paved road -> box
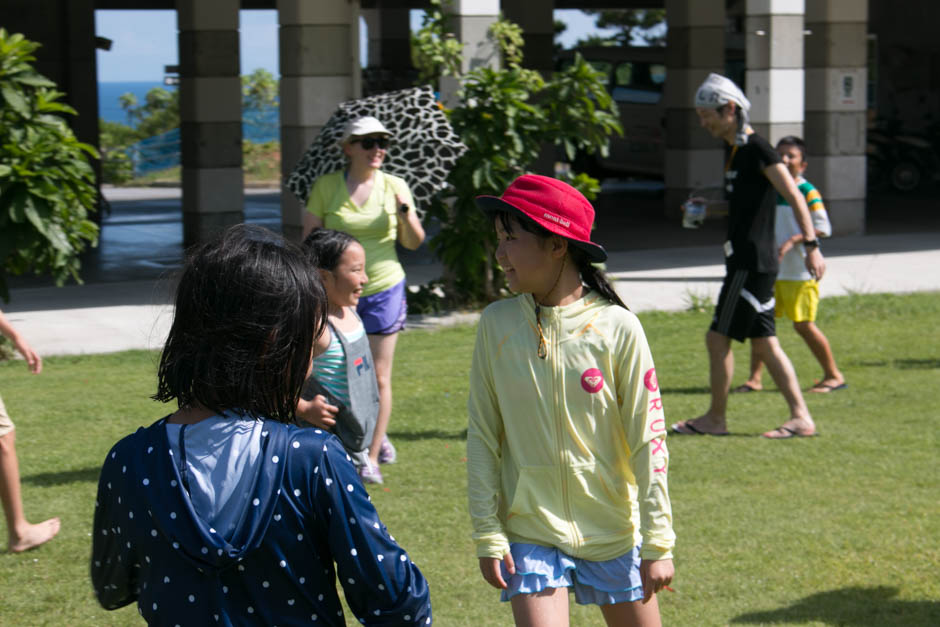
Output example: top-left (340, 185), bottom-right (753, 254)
top-left (3, 186), bottom-right (938, 356)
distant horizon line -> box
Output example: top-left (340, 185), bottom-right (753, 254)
top-left (99, 76), bottom-right (280, 83)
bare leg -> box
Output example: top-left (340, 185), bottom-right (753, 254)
top-left (510, 587), bottom-right (570, 627)
top-left (742, 340), bottom-right (765, 390)
top-left (705, 330), bottom-right (734, 420)
top-left (366, 332), bottom-right (398, 468)
top-left (793, 321), bottom-right (845, 389)
top-left (600, 595), bottom-right (662, 627)
top-left (751, 336), bottom-right (816, 436)
top-left (673, 330), bottom-right (732, 434)
top-left (1, 430), bottom-right (60, 552)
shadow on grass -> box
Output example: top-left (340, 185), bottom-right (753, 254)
top-left (23, 466), bottom-right (101, 487)
top-left (854, 357), bottom-right (940, 370)
top-left (730, 585), bottom-right (939, 626)
top-left (389, 429), bottom-right (467, 441)
top-left (894, 357), bottom-right (940, 370)
top-left (851, 360), bottom-right (889, 368)
top-left (667, 432), bottom-right (757, 439)
top-left (660, 386), bottom-right (711, 395)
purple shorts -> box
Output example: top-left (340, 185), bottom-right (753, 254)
top-left (356, 278), bottom-right (407, 335)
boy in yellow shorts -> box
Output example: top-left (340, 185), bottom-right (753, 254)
top-left (734, 136), bottom-right (847, 394)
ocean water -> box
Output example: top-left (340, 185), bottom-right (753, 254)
top-left (98, 81), bottom-right (173, 125)
top-left (98, 81), bottom-right (278, 143)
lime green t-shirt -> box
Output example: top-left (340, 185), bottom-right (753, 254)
top-left (305, 170), bottom-right (414, 296)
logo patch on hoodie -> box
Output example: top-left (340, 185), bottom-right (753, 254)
top-left (644, 368), bottom-right (659, 392)
top-left (580, 368), bottom-right (604, 393)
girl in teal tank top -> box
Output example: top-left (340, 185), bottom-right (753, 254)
top-left (297, 229), bottom-right (383, 484)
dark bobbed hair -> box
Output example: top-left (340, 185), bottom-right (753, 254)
top-left (301, 228), bottom-right (360, 271)
top-left (495, 212), bottom-right (628, 310)
top-left (153, 224), bottom-right (328, 422)
top-left (776, 135), bottom-right (807, 161)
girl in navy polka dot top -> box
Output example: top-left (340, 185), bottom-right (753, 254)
top-left (91, 224), bottom-right (432, 625)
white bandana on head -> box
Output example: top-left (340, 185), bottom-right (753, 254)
top-left (695, 73), bottom-right (751, 146)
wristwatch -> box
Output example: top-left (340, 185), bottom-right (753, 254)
top-left (804, 239), bottom-right (820, 250)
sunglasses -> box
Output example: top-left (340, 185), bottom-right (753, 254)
top-left (351, 137), bottom-right (390, 150)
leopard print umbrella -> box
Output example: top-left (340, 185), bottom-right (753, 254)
top-left (287, 85), bottom-right (467, 219)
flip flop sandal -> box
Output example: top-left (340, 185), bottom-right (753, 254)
top-left (671, 421), bottom-right (730, 436)
top-left (809, 382), bottom-right (848, 393)
top-left (762, 426), bottom-right (817, 439)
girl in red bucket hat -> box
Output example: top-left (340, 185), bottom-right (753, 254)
top-left (467, 174), bottom-right (675, 625)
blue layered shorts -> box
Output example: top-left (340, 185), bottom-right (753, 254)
top-left (499, 543), bottom-right (644, 606)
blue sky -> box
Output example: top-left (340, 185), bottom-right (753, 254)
top-left (95, 9), bottom-right (618, 82)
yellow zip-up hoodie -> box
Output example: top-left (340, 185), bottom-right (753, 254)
top-left (467, 291), bottom-right (674, 562)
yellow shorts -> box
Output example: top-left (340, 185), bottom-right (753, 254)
top-left (0, 395), bottom-right (13, 438)
top-left (774, 280), bottom-right (819, 323)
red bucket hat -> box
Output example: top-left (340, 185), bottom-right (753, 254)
top-left (475, 174), bottom-right (607, 262)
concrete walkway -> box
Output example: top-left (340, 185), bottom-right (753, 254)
top-left (5, 230), bottom-right (938, 357)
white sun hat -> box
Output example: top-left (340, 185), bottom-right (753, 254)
top-left (340, 116), bottom-right (392, 145)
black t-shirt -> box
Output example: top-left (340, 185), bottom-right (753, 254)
top-left (724, 133), bottom-right (782, 273)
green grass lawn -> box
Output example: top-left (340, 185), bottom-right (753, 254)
top-left (1, 292), bottom-right (937, 625)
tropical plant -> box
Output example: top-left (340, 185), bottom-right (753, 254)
top-left (100, 70), bottom-right (280, 184)
top-left (242, 68), bottom-right (279, 113)
top-left (410, 1), bottom-right (464, 85)
top-left (98, 119), bottom-right (138, 184)
top-left (580, 9), bottom-right (667, 47)
top-left (412, 3), bottom-right (622, 302)
top-left (99, 88), bottom-right (178, 183)
top-left (0, 29), bottom-right (99, 301)
top-left (120, 86), bottom-right (180, 138)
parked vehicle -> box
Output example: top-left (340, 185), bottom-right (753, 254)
top-left (867, 117), bottom-right (940, 192)
top-left (555, 46), bottom-right (745, 180)
top-left (556, 46), bottom-right (667, 179)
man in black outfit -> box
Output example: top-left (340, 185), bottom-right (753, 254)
top-left (671, 73), bottom-right (826, 439)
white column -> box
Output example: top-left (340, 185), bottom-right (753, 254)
top-left (805, 0), bottom-right (868, 235)
top-left (177, 0), bottom-right (244, 247)
top-left (744, 0), bottom-right (805, 144)
top-left (440, 0), bottom-right (500, 107)
top-left (277, 0), bottom-right (360, 241)
top-left (663, 0), bottom-right (726, 219)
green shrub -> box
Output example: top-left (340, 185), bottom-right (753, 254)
top-left (412, 3), bottom-right (621, 303)
top-left (0, 29), bottom-right (99, 301)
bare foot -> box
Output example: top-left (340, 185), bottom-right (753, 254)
top-left (671, 415), bottom-right (730, 436)
top-left (762, 418), bottom-right (816, 439)
top-left (8, 518), bottom-right (61, 553)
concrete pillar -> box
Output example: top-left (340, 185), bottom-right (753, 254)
top-left (744, 0), bottom-right (805, 144)
top-left (663, 0), bottom-right (726, 220)
top-left (278, 0), bottom-right (360, 242)
top-left (501, 0), bottom-right (554, 76)
top-left (804, 0), bottom-right (868, 235)
top-left (502, 0), bottom-right (555, 174)
top-left (362, 8), bottom-right (412, 95)
top-left (440, 0), bottom-right (500, 107)
top-left (362, 9), bottom-right (382, 68)
top-left (379, 8), bottom-right (412, 70)
top-left (60, 0), bottom-right (101, 199)
top-left (177, 0), bottom-right (244, 247)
